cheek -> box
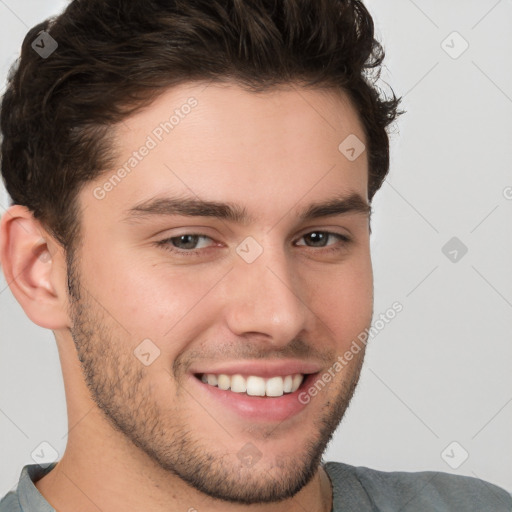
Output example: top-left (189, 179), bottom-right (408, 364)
top-left (83, 249), bottom-right (219, 344)
top-left (310, 255), bottom-right (373, 342)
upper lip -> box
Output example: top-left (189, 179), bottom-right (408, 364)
top-left (189, 359), bottom-right (323, 378)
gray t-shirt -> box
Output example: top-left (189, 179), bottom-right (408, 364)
top-left (1, 461), bottom-right (511, 511)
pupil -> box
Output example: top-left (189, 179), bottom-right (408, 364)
top-left (308, 232), bottom-right (326, 247)
top-left (176, 235), bottom-right (198, 249)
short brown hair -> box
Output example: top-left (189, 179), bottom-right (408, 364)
top-left (1, 0), bottom-right (402, 257)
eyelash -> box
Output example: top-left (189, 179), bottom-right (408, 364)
top-left (153, 231), bottom-right (352, 257)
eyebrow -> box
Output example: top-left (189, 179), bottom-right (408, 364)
top-left (122, 192), bottom-right (371, 225)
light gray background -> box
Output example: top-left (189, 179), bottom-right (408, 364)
top-left (1, 0), bottom-right (511, 498)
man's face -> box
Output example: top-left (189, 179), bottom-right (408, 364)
top-left (67, 82), bottom-right (373, 503)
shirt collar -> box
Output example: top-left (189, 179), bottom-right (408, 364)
top-left (17, 463), bottom-right (57, 512)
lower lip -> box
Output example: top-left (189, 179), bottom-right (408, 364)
top-left (189, 373), bottom-right (317, 422)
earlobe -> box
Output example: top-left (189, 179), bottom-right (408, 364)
top-left (0, 204), bottom-right (71, 330)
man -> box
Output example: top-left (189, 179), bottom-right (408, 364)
top-left (0, 0), bottom-right (510, 511)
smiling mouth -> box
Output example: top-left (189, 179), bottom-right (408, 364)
top-left (195, 373), bottom-right (310, 398)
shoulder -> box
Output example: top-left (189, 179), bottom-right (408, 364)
top-left (324, 461), bottom-right (512, 512)
top-left (0, 463), bottom-right (57, 512)
top-left (0, 491), bottom-right (21, 512)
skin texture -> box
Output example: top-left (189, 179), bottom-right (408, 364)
top-left (0, 82), bottom-right (373, 512)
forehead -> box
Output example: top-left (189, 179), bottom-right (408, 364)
top-left (81, 81), bottom-right (368, 226)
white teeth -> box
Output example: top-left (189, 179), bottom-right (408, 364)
top-left (217, 374), bottom-right (230, 390)
top-left (266, 376), bottom-right (284, 397)
top-left (230, 374), bottom-right (247, 393)
top-left (292, 374), bottom-right (304, 392)
top-left (246, 376), bottom-right (266, 396)
top-left (200, 373), bottom-right (305, 397)
top-left (283, 375), bottom-right (293, 393)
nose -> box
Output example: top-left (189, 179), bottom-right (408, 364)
top-left (221, 242), bottom-right (309, 348)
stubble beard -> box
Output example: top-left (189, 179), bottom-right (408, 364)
top-left (66, 253), bottom-right (366, 504)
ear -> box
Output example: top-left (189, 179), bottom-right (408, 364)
top-left (0, 204), bottom-right (71, 330)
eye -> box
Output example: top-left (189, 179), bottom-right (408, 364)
top-left (155, 234), bottom-right (215, 253)
top-left (154, 230), bottom-right (351, 257)
top-left (295, 231), bottom-right (350, 248)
